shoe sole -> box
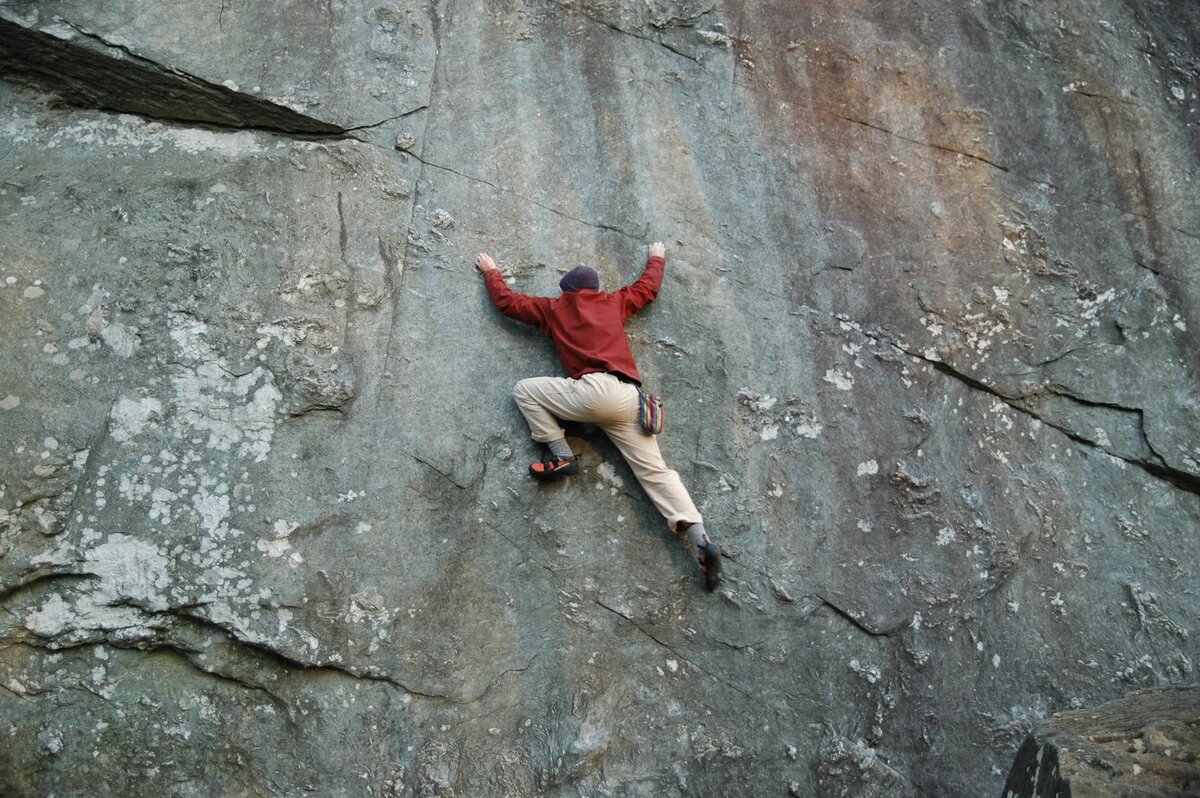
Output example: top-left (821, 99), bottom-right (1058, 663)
top-left (529, 462), bottom-right (579, 482)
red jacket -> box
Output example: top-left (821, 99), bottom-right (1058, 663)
top-left (485, 255), bottom-right (665, 384)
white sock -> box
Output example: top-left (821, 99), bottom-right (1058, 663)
top-left (547, 438), bottom-right (573, 459)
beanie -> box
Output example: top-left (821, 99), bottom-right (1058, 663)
top-left (560, 265), bottom-right (600, 293)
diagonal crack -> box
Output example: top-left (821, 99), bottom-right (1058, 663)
top-left (896, 346), bottom-right (1200, 498)
top-left (344, 104), bottom-right (430, 133)
top-left (0, 16), bottom-right (348, 138)
top-left (817, 598), bottom-right (896, 637)
top-left (591, 597), bottom-right (763, 707)
top-left (402, 152), bottom-right (646, 241)
top-left (826, 109), bottom-right (1011, 173)
top-left (379, 438), bottom-right (470, 489)
top-left (573, 13), bottom-right (703, 65)
top-left (804, 103), bottom-right (1199, 247)
top-left (788, 303), bottom-right (1200, 498)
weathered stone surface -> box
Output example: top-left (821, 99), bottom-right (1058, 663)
top-left (0, 1), bottom-right (1197, 796)
top-left (1002, 686), bottom-right (1200, 797)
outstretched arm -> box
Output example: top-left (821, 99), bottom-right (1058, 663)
top-left (617, 241), bottom-right (667, 318)
top-left (476, 252), bottom-right (547, 328)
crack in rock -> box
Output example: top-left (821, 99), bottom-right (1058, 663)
top-left (403, 152), bottom-right (647, 241)
top-left (544, 0), bottom-right (715, 64)
top-left (794, 303), bottom-right (1200, 498)
top-left (817, 598), bottom-right (900, 637)
top-left (591, 596), bottom-right (769, 709)
top-left (9, 586), bottom-right (462, 704)
top-left (572, 12), bottom-right (703, 64)
top-left (162, 606), bottom-right (460, 702)
top-left (826, 109), bottom-right (1011, 173)
top-left (896, 346), bottom-right (1200, 498)
top-left (0, 15), bottom-right (347, 137)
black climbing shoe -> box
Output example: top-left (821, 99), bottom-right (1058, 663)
top-left (529, 454), bottom-right (579, 481)
top-left (698, 541), bottom-right (722, 592)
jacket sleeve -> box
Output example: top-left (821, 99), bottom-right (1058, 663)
top-left (616, 254), bottom-right (664, 320)
top-left (484, 269), bottom-right (549, 328)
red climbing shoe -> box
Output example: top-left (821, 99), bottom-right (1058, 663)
top-left (698, 541), bottom-right (723, 592)
top-left (529, 454), bottom-right (579, 481)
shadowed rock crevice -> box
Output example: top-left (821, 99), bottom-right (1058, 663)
top-left (794, 301), bottom-right (1199, 497)
top-left (896, 347), bottom-right (1200, 498)
top-left (9, 584), bottom-right (468, 703)
top-left (0, 15), bottom-right (348, 137)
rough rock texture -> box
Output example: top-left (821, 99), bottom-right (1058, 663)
top-left (1002, 686), bottom-right (1200, 797)
top-left (0, 1), bottom-right (1197, 796)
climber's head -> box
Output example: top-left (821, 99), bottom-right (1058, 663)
top-left (560, 265), bottom-right (600, 293)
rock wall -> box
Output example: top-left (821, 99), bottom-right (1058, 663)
top-left (1, 1), bottom-right (1197, 796)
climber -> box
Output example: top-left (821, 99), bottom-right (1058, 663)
top-left (475, 242), bottom-right (722, 591)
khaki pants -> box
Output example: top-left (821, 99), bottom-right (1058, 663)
top-left (512, 373), bottom-right (701, 529)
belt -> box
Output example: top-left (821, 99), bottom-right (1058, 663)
top-left (608, 371), bottom-right (641, 387)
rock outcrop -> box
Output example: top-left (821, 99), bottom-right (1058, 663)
top-left (1, 1), bottom-right (1197, 796)
top-left (1002, 686), bottom-right (1200, 797)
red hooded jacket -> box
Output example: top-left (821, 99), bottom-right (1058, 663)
top-left (484, 255), bottom-right (665, 384)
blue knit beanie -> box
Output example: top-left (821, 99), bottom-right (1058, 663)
top-left (560, 265), bottom-right (599, 293)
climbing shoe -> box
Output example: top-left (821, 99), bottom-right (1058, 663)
top-left (529, 454), bottom-right (579, 481)
top-left (698, 541), bottom-right (723, 592)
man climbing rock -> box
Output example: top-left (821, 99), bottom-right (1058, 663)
top-left (475, 242), bottom-right (722, 591)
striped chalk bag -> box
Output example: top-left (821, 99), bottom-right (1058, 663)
top-left (637, 388), bottom-right (664, 435)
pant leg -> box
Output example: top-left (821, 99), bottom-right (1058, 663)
top-left (514, 373), bottom-right (702, 528)
top-left (593, 379), bottom-right (703, 529)
top-left (512, 375), bottom-right (604, 442)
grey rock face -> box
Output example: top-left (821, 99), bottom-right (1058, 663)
top-left (0, 1), bottom-right (1197, 796)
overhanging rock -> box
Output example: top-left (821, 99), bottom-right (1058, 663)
top-left (0, 13), bottom-right (346, 135)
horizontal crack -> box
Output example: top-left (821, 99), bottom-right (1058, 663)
top-left (0, 570), bottom-right (99, 606)
top-left (0, 16), bottom-right (348, 138)
top-left (1064, 87), bottom-right (1141, 107)
top-left (1040, 385), bottom-right (1146, 418)
top-left (11, 635), bottom-right (290, 715)
top-left (172, 601), bottom-right (534, 705)
top-left (164, 607), bottom-right (462, 703)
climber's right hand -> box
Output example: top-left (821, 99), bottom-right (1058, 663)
top-left (475, 253), bottom-right (497, 273)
